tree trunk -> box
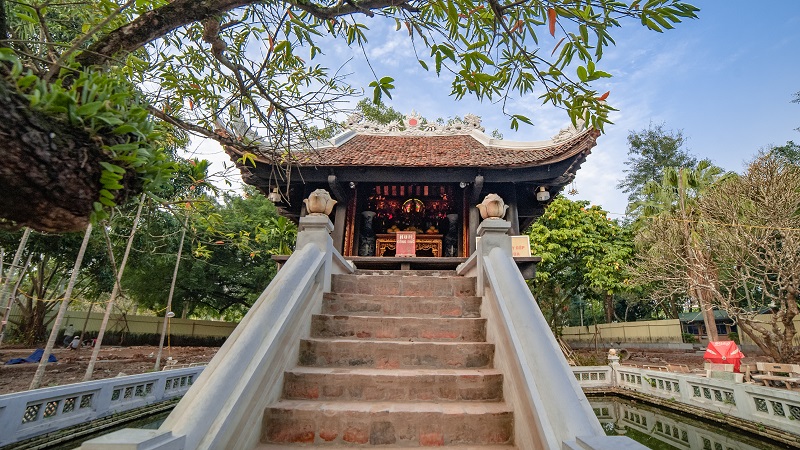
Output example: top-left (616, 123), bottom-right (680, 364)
top-left (603, 292), bottom-right (613, 323)
top-left (666, 294), bottom-right (680, 320)
top-left (0, 77), bottom-right (139, 232)
top-left (677, 169), bottom-right (718, 342)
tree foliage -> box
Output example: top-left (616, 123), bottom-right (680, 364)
top-left (528, 197), bottom-right (633, 334)
top-left (628, 160), bottom-right (730, 342)
top-left (0, 0), bottom-right (699, 232)
top-left (618, 122), bottom-right (698, 205)
top-left (772, 141), bottom-right (800, 165)
top-left (700, 152), bottom-right (800, 362)
top-left (122, 188), bottom-right (289, 321)
top-left (0, 228), bottom-right (113, 344)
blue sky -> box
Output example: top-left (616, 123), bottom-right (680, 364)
top-left (193, 1), bottom-right (800, 217)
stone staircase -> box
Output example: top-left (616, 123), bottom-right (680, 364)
top-left (257, 270), bottom-right (515, 448)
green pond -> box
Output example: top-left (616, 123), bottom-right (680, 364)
top-left (590, 396), bottom-right (793, 450)
top-left (46, 398), bottom-right (795, 449)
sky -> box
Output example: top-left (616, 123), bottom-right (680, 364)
top-left (189, 1), bottom-right (800, 218)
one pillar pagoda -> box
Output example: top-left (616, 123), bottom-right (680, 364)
top-left (225, 112), bottom-right (599, 258)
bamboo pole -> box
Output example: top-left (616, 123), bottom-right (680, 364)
top-left (154, 212), bottom-right (189, 371)
top-left (0, 227), bottom-right (31, 347)
top-left (31, 224), bottom-right (93, 389)
top-left (83, 197), bottom-right (146, 381)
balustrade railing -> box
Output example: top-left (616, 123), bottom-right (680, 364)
top-left (0, 366), bottom-right (202, 447)
top-left (458, 217), bottom-right (634, 450)
top-left (573, 364), bottom-right (800, 436)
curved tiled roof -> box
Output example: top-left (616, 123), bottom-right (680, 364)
top-left (291, 130), bottom-right (598, 168)
top-left (224, 113), bottom-right (599, 170)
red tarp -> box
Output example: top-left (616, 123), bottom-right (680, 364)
top-left (704, 341), bottom-right (744, 372)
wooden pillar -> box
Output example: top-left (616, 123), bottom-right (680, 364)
top-left (507, 185), bottom-right (520, 235)
top-left (468, 206), bottom-right (480, 255)
top-left (467, 177), bottom-right (484, 256)
top-left (332, 204), bottom-right (346, 253)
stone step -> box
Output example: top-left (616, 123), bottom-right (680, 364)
top-left (298, 339), bottom-right (494, 370)
top-left (332, 274), bottom-right (476, 297)
top-left (353, 269), bottom-right (459, 277)
top-left (311, 315), bottom-right (487, 342)
top-left (321, 293), bottom-right (482, 318)
top-left (257, 445), bottom-right (515, 449)
top-left (283, 367), bottom-right (503, 402)
top-left (262, 400), bottom-right (514, 446)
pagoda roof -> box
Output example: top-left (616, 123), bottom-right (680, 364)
top-left (225, 112), bottom-right (599, 170)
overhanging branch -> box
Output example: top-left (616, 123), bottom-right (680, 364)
top-left (76, 0), bottom-right (416, 68)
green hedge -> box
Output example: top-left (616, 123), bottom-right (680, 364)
top-left (81, 331), bottom-right (227, 347)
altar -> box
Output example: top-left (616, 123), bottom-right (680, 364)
top-left (376, 234), bottom-right (443, 257)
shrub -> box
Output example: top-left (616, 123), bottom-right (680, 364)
top-left (682, 332), bottom-right (698, 343)
top-left (82, 331), bottom-right (227, 347)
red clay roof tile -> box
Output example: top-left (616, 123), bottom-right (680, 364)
top-left (289, 132), bottom-right (596, 168)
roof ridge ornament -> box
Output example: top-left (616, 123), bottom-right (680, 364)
top-left (551, 118), bottom-right (587, 143)
top-left (345, 111), bottom-right (485, 136)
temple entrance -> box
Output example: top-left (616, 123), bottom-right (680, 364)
top-left (355, 183), bottom-right (463, 257)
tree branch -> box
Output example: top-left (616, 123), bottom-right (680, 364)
top-left (0, 0), bottom-right (8, 44)
top-left (75, 0), bottom-right (413, 68)
top-left (146, 105), bottom-right (258, 154)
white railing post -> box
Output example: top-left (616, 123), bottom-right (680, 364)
top-left (475, 218), bottom-right (511, 296)
top-left (608, 349), bottom-right (621, 387)
top-left (296, 215), bottom-right (335, 292)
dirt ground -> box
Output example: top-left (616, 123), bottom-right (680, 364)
top-left (0, 345), bottom-right (219, 396)
top-left (0, 344), bottom-right (775, 396)
top-left (571, 346), bottom-right (773, 370)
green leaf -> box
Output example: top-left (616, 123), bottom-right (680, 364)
top-left (15, 12), bottom-right (37, 24)
top-left (577, 66), bottom-right (588, 82)
top-left (113, 124), bottom-right (141, 135)
top-left (99, 162), bottom-right (126, 174)
top-left (75, 101), bottom-right (105, 116)
top-left (109, 143), bottom-right (140, 152)
top-left (16, 74), bottom-right (38, 89)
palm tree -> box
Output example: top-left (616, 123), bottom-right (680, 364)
top-left (629, 160), bottom-right (731, 342)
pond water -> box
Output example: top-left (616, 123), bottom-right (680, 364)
top-left (46, 398), bottom-right (794, 449)
top-left (590, 396), bottom-right (792, 450)
top-left (48, 411), bottom-right (168, 450)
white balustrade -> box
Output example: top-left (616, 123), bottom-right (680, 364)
top-left (573, 364), bottom-right (800, 436)
top-left (591, 399), bottom-right (766, 450)
top-left (0, 366), bottom-right (203, 447)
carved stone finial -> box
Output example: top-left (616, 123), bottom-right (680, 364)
top-left (405, 111), bottom-right (422, 129)
top-left (304, 189), bottom-right (337, 216)
top-left (476, 194), bottom-right (508, 220)
top-left (551, 118), bottom-right (587, 143)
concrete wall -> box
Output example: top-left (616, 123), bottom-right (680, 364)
top-left (738, 314), bottom-right (800, 347)
top-left (563, 314), bottom-right (800, 352)
top-left (562, 319), bottom-right (683, 344)
top-left (8, 310), bottom-right (237, 338)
